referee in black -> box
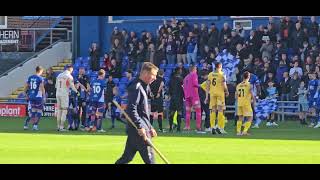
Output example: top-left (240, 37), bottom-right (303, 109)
top-left (77, 66), bottom-right (90, 130)
top-left (115, 62), bottom-right (158, 164)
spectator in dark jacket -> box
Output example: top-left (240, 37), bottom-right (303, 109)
top-left (103, 52), bottom-right (112, 72)
top-left (165, 34), bottom-right (177, 64)
top-left (289, 72), bottom-right (301, 100)
top-left (273, 41), bottom-right (287, 67)
top-left (267, 23), bottom-right (277, 43)
top-left (110, 38), bottom-right (125, 64)
top-left (199, 24), bottom-right (209, 58)
top-left (219, 22), bottom-right (231, 46)
top-left (176, 34), bottom-right (187, 64)
top-left (45, 68), bottom-right (56, 98)
top-left (154, 38), bottom-right (166, 67)
top-left (280, 16), bottom-right (294, 48)
top-left (127, 31), bottom-right (138, 47)
top-left (89, 42), bottom-right (100, 71)
top-left (135, 42), bottom-right (147, 72)
top-left (109, 59), bottom-right (122, 79)
top-left (260, 38), bottom-right (274, 61)
top-left (279, 71), bottom-right (291, 101)
top-left (291, 22), bottom-right (307, 54)
top-left (246, 30), bottom-right (261, 58)
top-left (110, 27), bottom-right (124, 47)
top-left (121, 29), bottom-right (129, 49)
top-left (296, 16), bottom-right (307, 30)
top-left (146, 43), bottom-right (156, 64)
top-left (229, 30), bottom-right (244, 54)
top-left (276, 60), bottom-right (289, 84)
top-left (127, 43), bottom-right (137, 70)
top-left (207, 23), bottom-right (219, 50)
top-left (252, 58), bottom-right (264, 78)
top-left (308, 16), bottom-right (319, 45)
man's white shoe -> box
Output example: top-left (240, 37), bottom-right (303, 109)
top-left (272, 122), bottom-right (279, 126)
top-left (309, 123), bottom-right (315, 128)
top-left (59, 128), bottom-right (68, 132)
top-left (313, 123), bottom-right (320, 128)
top-left (236, 132), bottom-right (242, 136)
top-left (23, 126), bottom-right (29, 130)
top-left (32, 125), bottom-right (39, 131)
top-left (196, 130), bottom-right (206, 134)
top-left (205, 128), bottom-right (212, 132)
top-left (220, 129), bottom-right (228, 134)
top-left (266, 122), bottom-right (272, 127)
top-left (251, 124), bottom-right (259, 129)
top-left (97, 129), bottom-right (106, 133)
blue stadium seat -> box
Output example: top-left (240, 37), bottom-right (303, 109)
top-left (184, 64), bottom-right (190, 69)
top-left (119, 82), bottom-right (127, 88)
top-left (113, 78), bottom-right (119, 85)
top-left (164, 69), bottom-right (172, 77)
top-left (54, 71), bottom-right (62, 77)
top-left (159, 64), bottom-right (166, 69)
top-left (120, 77), bottom-right (128, 83)
top-left (167, 64), bottom-right (175, 69)
top-left (90, 77), bottom-right (97, 82)
top-left (86, 70), bottom-right (92, 76)
top-left (72, 70), bottom-right (79, 77)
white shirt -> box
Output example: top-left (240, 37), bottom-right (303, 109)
top-left (56, 70), bottom-right (77, 97)
top-left (289, 67), bottom-right (303, 78)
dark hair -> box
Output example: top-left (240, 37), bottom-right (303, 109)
top-left (189, 65), bottom-right (197, 72)
top-left (215, 62), bottom-right (222, 69)
top-left (243, 71), bottom-right (250, 80)
top-left (127, 69), bottom-right (133, 74)
top-left (158, 69), bottom-right (164, 76)
top-left (36, 66), bottom-right (44, 73)
top-left (201, 70), bottom-right (209, 76)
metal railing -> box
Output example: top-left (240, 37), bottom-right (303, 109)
top-left (0, 27), bottom-right (69, 52)
top-left (0, 97), bottom-right (303, 121)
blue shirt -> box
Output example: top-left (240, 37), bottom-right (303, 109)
top-left (90, 79), bottom-right (106, 103)
top-left (266, 87), bottom-right (277, 97)
top-left (27, 75), bottom-right (44, 101)
top-left (308, 79), bottom-right (318, 99)
top-left (249, 73), bottom-right (260, 96)
top-left (187, 37), bottom-right (197, 53)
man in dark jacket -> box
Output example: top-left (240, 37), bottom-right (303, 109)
top-left (279, 71), bottom-right (291, 101)
top-left (207, 23), bottom-right (219, 50)
top-left (89, 43), bottom-right (100, 71)
top-left (168, 67), bottom-right (184, 132)
top-left (115, 62), bottom-right (158, 164)
top-left (110, 26), bottom-right (124, 47)
top-left (199, 70), bottom-right (210, 131)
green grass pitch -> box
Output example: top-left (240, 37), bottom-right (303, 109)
top-left (0, 117), bottom-right (319, 164)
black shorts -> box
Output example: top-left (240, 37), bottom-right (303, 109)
top-left (78, 98), bottom-right (87, 107)
top-left (169, 100), bottom-right (183, 113)
top-left (151, 97), bottom-right (163, 113)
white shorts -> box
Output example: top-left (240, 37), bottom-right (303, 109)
top-left (56, 95), bottom-right (69, 109)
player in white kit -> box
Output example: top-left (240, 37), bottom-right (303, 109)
top-left (55, 65), bottom-right (79, 131)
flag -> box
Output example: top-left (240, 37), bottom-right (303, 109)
top-left (254, 97), bottom-right (278, 120)
top-left (214, 49), bottom-right (240, 83)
